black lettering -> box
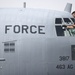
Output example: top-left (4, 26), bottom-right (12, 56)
top-left (67, 64), bottom-right (73, 69)
top-left (59, 56), bottom-right (70, 61)
top-left (38, 26), bottom-right (45, 34)
top-left (5, 25), bottom-right (12, 34)
top-left (30, 25), bottom-right (37, 34)
top-left (14, 25), bottom-right (20, 33)
top-left (56, 64), bottom-right (65, 69)
top-left (22, 25), bottom-right (28, 33)
top-left (5, 25), bottom-right (46, 34)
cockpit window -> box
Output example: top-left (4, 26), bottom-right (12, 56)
top-left (55, 18), bottom-right (62, 24)
top-left (55, 25), bottom-right (75, 36)
top-left (55, 26), bottom-right (64, 36)
top-left (71, 18), bottom-right (75, 24)
top-left (63, 18), bottom-right (71, 24)
top-left (55, 18), bottom-right (75, 36)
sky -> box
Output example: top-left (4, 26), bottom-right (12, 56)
top-left (0, 0), bottom-right (74, 12)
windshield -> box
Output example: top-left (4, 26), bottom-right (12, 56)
top-left (63, 18), bottom-right (72, 24)
top-left (71, 18), bottom-right (75, 24)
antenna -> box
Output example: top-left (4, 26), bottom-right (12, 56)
top-left (64, 3), bottom-right (72, 13)
top-left (23, 2), bottom-right (26, 8)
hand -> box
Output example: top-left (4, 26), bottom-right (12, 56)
top-left (67, 25), bottom-right (74, 28)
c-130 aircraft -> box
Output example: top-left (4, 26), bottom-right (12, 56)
top-left (0, 3), bottom-right (75, 75)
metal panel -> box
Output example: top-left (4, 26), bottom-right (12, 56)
top-left (71, 45), bottom-right (75, 60)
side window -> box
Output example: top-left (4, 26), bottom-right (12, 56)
top-left (55, 18), bottom-right (62, 24)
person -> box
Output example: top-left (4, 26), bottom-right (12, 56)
top-left (65, 11), bottom-right (75, 36)
top-left (72, 11), bottom-right (75, 18)
top-left (67, 11), bottom-right (75, 28)
top-left (63, 11), bottom-right (75, 36)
